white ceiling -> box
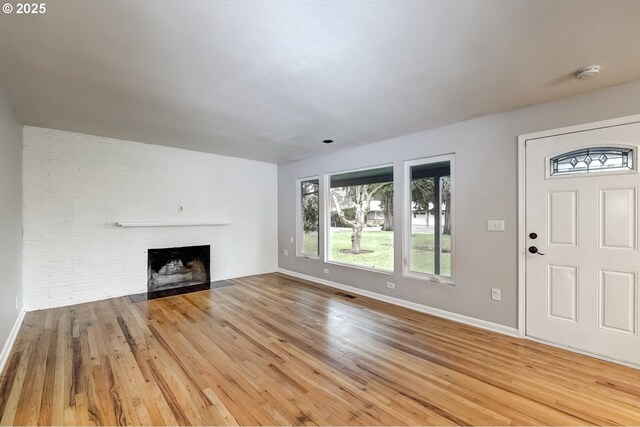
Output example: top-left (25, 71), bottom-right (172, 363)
top-left (1, 0), bottom-right (639, 163)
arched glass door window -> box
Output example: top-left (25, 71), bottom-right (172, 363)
top-left (550, 147), bottom-right (633, 176)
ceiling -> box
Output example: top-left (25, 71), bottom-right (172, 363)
top-left (1, 0), bottom-right (639, 163)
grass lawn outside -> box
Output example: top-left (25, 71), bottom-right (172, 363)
top-left (302, 228), bottom-right (451, 275)
top-left (330, 229), bottom-right (394, 271)
top-left (302, 232), bottom-right (319, 256)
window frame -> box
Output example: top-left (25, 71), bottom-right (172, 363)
top-left (403, 154), bottom-right (455, 285)
top-left (296, 176), bottom-right (320, 259)
top-left (324, 164), bottom-right (395, 274)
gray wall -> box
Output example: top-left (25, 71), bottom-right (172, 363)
top-left (0, 88), bottom-right (23, 350)
top-left (278, 80), bottom-right (640, 329)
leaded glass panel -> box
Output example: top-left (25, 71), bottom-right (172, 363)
top-left (550, 147), bottom-right (633, 176)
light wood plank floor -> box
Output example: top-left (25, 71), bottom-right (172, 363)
top-left (1, 273), bottom-right (640, 426)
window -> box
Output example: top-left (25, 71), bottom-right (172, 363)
top-left (328, 165), bottom-right (394, 272)
top-left (405, 155), bottom-right (453, 282)
top-left (298, 178), bottom-right (319, 257)
top-left (550, 147), bottom-right (634, 176)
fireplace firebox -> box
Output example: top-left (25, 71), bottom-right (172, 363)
top-left (147, 245), bottom-right (211, 295)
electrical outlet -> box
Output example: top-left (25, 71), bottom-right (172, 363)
top-left (387, 282), bottom-right (396, 290)
top-left (487, 220), bottom-right (505, 231)
top-left (290, 236), bottom-right (294, 244)
top-left (323, 268), bottom-right (330, 274)
top-left (491, 288), bottom-right (501, 301)
top-left (283, 249), bottom-right (288, 256)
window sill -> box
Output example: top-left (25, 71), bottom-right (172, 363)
top-left (403, 271), bottom-right (455, 286)
top-left (326, 260), bottom-right (394, 275)
top-left (296, 254), bottom-right (320, 260)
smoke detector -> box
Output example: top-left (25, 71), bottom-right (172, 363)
top-left (575, 65), bottom-right (600, 80)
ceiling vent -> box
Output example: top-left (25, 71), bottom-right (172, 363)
top-left (575, 65), bottom-right (600, 80)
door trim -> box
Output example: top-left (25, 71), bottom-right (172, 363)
top-left (518, 114), bottom-right (640, 343)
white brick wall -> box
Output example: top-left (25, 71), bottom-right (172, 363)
top-left (22, 127), bottom-right (278, 310)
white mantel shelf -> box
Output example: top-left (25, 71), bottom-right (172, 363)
top-left (115, 222), bottom-right (231, 227)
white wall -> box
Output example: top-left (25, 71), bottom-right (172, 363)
top-left (0, 88), bottom-right (23, 357)
top-left (278, 80), bottom-right (640, 329)
top-left (23, 127), bottom-right (278, 310)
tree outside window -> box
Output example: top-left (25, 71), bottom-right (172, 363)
top-left (328, 166), bottom-right (394, 271)
top-left (300, 179), bottom-right (319, 256)
top-left (408, 158), bottom-right (453, 278)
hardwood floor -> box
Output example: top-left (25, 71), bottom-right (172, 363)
top-left (1, 273), bottom-right (640, 426)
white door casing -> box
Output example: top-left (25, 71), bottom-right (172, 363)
top-left (523, 120), bottom-right (640, 367)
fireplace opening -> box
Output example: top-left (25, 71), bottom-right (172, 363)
top-left (147, 245), bottom-right (211, 293)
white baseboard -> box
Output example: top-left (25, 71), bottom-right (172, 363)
top-left (0, 309), bottom-right (26, 375)
top-left (277, 268), bottom-right (519, 338)
top-left (525, 335), bottom-right (640, 370)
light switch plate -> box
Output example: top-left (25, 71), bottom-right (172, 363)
top-left (487, 220), bottom-right (505, 231)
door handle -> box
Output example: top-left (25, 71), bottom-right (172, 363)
top-left (528, 246), bottom-right (545, 255)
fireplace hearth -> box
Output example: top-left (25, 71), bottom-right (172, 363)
top-left (147, 245), bottom-right (211, 295)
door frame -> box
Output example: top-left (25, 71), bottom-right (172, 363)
top-left (518, 114), bottom-right (640, 364)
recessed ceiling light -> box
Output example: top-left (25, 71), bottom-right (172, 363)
top-left (575, 65), bottom-right (600, 80)
top-left (323, 139), bottom-right (334, 144)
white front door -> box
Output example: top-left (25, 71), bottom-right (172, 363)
top-left (526, 122), bottom-right (640, 366)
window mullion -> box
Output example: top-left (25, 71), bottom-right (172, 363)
top-left (434, 175), bottom-right (441, 276)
